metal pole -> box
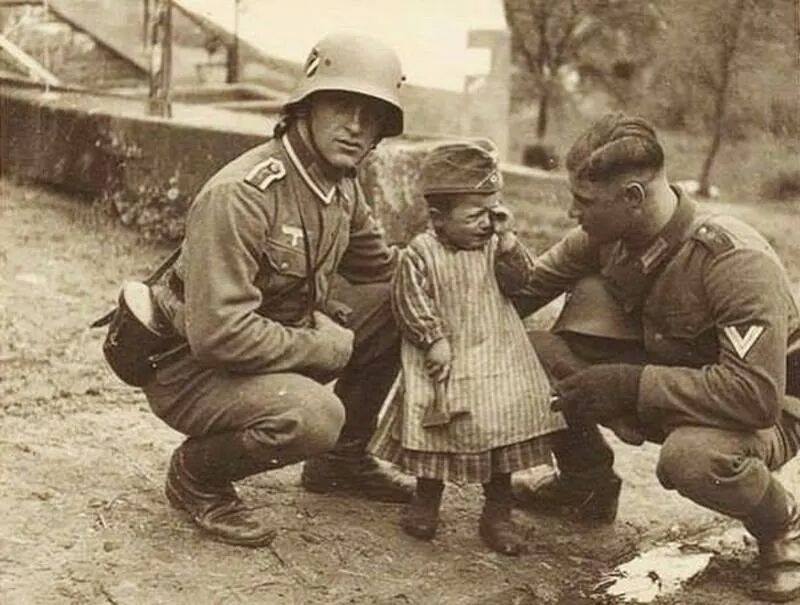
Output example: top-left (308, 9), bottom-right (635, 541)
top-left (148, 0), bottom-right (172, 117)
top-left (227, 0), bottom-right (240, 83)
top-left (42, 0), bottom-right (50, 94)
top-left (143, 0), bottom-right (150, 48)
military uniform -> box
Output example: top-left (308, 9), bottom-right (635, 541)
top-left (497, 187), bottom-right (800, 523)
top-left (146, 122), bottom-right (401, 456)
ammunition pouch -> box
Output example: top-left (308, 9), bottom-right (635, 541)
top-left (91, 248), bottom-right (183, 387)
top-left (100, 281), bottom-right (184, 387)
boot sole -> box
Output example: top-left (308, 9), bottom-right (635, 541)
top-left (478, 519), bottom-right (525, 556)
top-left (513, 497), bottom-right (619, 525)
top-left (401, 523), bottom-right (437, 541)
top-left (165, 481), bottom-right (276, 548)
top-left (513, 480), bottom-right (620, 524)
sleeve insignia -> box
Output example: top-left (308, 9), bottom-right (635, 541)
top-left (244, 158), bottom-right (286, 192)
top-left (723, 324), bottom-right (765, 359)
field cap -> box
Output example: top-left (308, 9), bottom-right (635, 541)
top-left (421, 139), bottom-right (502, 196)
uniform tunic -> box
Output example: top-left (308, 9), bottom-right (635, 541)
top-left (151, 124), bottom-right (397, 378)
top-left (370, 231), bottom-right (566, 482)
top-left (143, 124), bottom-right (401, 452)
top-left (496, 188), bottom-right (800, 432)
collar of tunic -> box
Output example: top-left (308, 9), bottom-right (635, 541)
top-left (282, 125), bottom-right (352, 206)
top-left (603, 186), bottom-right (696, 313)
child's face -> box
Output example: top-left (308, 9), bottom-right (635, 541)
top-left (433, 193), bottom-right (500, 250)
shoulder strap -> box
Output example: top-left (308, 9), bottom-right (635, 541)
top-left (90, 247), bottom-right (181, 328)
top-left (144, 247), bottom-right (182, 286)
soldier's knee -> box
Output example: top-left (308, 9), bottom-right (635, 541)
top-left (299, 390), bottom-right (345, 454)
top-left (243, 382), bottom-right (345, 461)
top-left (657, 428), bottom-right (715, 494)
top-left (657, 427), bottom-right (772, 517)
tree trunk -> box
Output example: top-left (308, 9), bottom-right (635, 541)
top-left (536, 80), bottom-right (551, 139)
top-left (698, 0), bottom-right (746, 197)
top-left (698, 117), bottom-right (722, 197)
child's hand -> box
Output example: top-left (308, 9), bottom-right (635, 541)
top-left (425, 338), bottom-right (452, 382)
top-left (490, 203), bottom-right (517, 252)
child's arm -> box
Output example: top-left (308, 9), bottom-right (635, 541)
top-left (495, 226), bottom-right (597, 316)
top-left (490, 203), bottom-right (540, 300)
top-left (391, 245), bottom-right (451, 381)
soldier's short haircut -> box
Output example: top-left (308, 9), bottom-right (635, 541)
top-left (566, 113), bottom-right (664, 182)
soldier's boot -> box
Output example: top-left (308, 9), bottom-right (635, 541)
top-left (480, 473), bottom-right (526, 556)
top-left (746, 480), bottom-right (800, 602)
top-left (301, 438), bottom-right (415, 503)
top-left (512, 467), bottom-right (622, 524)
top-left (400, 478), bottom-right (444, 541)
top-left (165, 433), bottom-right (276, 547)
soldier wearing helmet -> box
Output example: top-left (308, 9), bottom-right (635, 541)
top-left (141, 33), bottom-right (414, 547)
top-left (496, 113), bottom-right (800, 602)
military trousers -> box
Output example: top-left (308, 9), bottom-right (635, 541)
top-left (143, 278), bottom-right (399, 473)
top-left (529, 330), bottom-right (800, 522)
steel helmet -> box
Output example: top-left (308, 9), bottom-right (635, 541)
top-left (285, 32), bottom-right (405, 137)
top-left (552, 275), bottom-right (642, 341)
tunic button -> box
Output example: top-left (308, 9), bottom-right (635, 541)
top-left (280, 261), bottom-right (289, 270)
top-left (654, 333), bottom-right (663, 341)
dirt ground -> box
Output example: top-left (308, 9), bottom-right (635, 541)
top-left (2, 177), bottom-right (799, 605)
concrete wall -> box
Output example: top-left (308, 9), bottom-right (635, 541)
top-left (0, 83), bottom-right (566, 245)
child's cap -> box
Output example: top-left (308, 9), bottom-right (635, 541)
top-left (421, 139), bottom-right (502, 196)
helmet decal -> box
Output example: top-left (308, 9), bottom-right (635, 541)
top-left (286, 33), bottom-right (405, 136)
top-left (304, 48), bottom-right (321, 78)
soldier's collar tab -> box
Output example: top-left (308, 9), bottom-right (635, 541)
top-left (638, 187), bottom-right (696, 274)
top-left (282, 126), bottom-right (340, 205)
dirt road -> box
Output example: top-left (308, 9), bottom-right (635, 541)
top-left (1, 178), bottom-right (796, 604)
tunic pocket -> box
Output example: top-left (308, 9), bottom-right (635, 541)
top-left (661, 309), bottom-right (709, 338)
top-left (263, 238), bottom-right (307, 278)
top-left (648, 309), bottom-right (716, 366)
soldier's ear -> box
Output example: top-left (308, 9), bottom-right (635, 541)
top-left (623, 181), bottom-right (646, 208)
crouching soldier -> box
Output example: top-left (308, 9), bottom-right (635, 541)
top-left (135, 33), bottom-right (414, 547)
top-left (499, 113), bottom-right (800, 602)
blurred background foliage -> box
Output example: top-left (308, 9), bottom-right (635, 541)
top-left (505, 0), bottom-right (799, 201)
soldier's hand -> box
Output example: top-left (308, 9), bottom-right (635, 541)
top-left (312, 310), bottom-right (354, 368)
top-left (425, 338), bottom-right (452, 382)
top-left (551, 363), bottom-right (643, 423)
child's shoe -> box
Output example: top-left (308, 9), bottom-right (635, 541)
top-left (479, 499), bottom-right (526, 556)
top-left (400, 478), bottom-right (444, 541)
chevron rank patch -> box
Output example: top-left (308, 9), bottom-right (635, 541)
top-left (244, 158), bottom-right (286, 191)
top-left (723, 324), bottom-right (765, 359)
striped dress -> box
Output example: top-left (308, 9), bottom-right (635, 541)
top-left (369, 230), bottom-right (566, 483)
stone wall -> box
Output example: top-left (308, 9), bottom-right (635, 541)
top-left (0, 84), bottom-right (566, 246)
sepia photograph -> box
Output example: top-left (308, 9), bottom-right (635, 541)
top-left (1, 0), bottom-right (799, 603)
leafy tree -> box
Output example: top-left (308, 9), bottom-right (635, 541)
top-left (504, 0), bottom-right (661, 140)
top-left (651, 0), bottom-right (796, 196)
